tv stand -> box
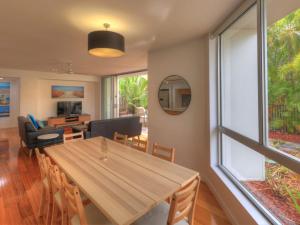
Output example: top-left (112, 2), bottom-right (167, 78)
top-left (48, 114), bottom-right (91, 127)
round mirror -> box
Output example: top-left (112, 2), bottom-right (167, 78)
top-left (158, 75), bottom-right (191, 115)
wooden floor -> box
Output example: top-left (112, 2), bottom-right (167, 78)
top-left (0, 128), bottom-right (231, 225)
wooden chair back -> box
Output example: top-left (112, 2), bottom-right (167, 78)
top-left (113, 132), bottom-right (128, 145)
top-left (35, 148), bottom-right (44, 176)
top-left (168, 176), bottom-right (200, 225)
top-left (152, 143), bottom-right (175, 162)
top-left (35, 149), bottom-right (49, 180)
top-left (61, 173), bottom-right (88, 225)
top-left (63, 131), bottom-right (84, 143)
top-left (49, 163), bottom-right (63, 196)
top-left (130, 136), bottom-right (148, 153)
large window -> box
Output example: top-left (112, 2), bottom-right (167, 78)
top-left (267, 5), bottom-right (300, 160)
top-left (221, 5), bottom-right (259, 141)
top-left (217, 0), bottom-right (300, 224)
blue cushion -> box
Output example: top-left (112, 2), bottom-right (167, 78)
top-left (37, 120), bottom-right (45, 128)
top-left (27, 114), bottom-right (39, 130)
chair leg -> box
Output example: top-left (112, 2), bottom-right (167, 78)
top-left (40, 187), bottom-right (51, 225)
top-left (29, 149), bottom-right (33, 158)
top-left (61, 210), bottom-right (66, 225)
top-left (46, 191), bottom-right (53, 225)
top-left (51, 201), bottom-right (58, 225)
top-left (20, 139), bottom-right (23, 148)
top-left (38, 187), bottom-right (46, 218)
top-left (44, 192), bottom-right (50, 225)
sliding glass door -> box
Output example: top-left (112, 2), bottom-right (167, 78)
top-left (101, 70), bottom-right (148, 123)
top-left (101, 76), bottom-right (118, 119)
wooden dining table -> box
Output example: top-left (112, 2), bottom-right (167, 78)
top-left (45, 137), bottom-right (199, 225)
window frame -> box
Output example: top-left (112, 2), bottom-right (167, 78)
top-left (216, 0), bottom-right (300, 224)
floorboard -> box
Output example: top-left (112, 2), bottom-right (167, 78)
top-left (0, 128), bottom-right (231, 225)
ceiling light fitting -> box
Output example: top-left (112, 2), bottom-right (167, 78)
top-left (88, 23), bottom-right (125, 58)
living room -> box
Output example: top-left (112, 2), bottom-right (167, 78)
top-left (0, 69), bottom-right (100, 127)
top-left (0, 0), bottom-right (299, 225)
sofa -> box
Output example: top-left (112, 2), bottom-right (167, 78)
top-left (17, 116), bottom-right (64, 156)
top-left (77, 116), bottom-right (142, 139)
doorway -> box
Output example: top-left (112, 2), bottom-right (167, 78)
top-left (101, 70), bottom-right (148, 137)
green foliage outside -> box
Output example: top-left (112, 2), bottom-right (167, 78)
top-left (267, 9), bottom-right (300, 217)
top-left (119, 75), bottom-right (148, 114)
top-left (268, 9), bottom-right (300, 133)
top-left (286, 186), bottom-right (300, 215)
top-left (265, 161), bottom-right (300, 216)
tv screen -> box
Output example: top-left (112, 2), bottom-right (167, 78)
top-left (57, 101), bottom-right (82, 116)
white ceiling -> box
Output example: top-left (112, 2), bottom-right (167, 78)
top-left (0, 0), bottom-right (242, 76)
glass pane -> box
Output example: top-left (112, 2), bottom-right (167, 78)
top-left (220, 5), bottom-right (259, 141)
top-left (118, 74), bottom-right (148, 118)
top-left (267, 1), bottom-right (300, 159)
top-left (118, 73), bottom-right (149, 136)
top-left (222, 134), bottom-right (300, 224)
top-left (101, 77), bottom-right (114, 119)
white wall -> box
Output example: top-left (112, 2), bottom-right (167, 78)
top-left (148, 37), bottom-right (209, 172)
top-left (0, 68), bottom-right (100, 128)
top-left (37, 79), bottom-right (98, 120)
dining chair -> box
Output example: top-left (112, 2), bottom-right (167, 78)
top-left (133, 176), bottom-right (200, 225)
top-left (129, 136), bottom-right (148, 153)
top-left (63, 132), bottom-right (84, 143)
top-left (36, 148), bottom-right (53, 225)
top-left (113, 132), bottom-right (128, 145)
top-left (152, 143), bottom-right (175, 163)
top-left (48, 163), bottom-right (66, 225)
top-left (61, 173), bottom-right (113, 225)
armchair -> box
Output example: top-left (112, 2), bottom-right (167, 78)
top-left (17, 116), bottom-right (64, 157)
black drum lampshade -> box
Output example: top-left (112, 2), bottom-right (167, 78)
top-left (88, 24), bottom-right (125, 58)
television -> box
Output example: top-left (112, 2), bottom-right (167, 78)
top-left (57, 101), bottom-right (82, 116)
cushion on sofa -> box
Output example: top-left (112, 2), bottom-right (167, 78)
top-left (37, 120), bottom-right (46, 128)
top-left (27, 114), bottom-right (39, 130)
top-left (26, 119), bottom-right (38, 132)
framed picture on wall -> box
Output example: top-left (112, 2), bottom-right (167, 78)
top-left (51, 85), bottom-right (84, 98)
top-left (0, 82), bottom-right (10, 117)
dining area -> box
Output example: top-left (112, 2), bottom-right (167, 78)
top-left (37, 133), bottom-right (200, 225)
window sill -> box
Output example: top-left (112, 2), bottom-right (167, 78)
top-left (209, 165), bottom-right (272, 225)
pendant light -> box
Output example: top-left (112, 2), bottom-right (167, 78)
top-left (88, 23), bottom-right (125, 58)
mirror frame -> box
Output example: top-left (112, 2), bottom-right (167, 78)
top-left (158, 75), bottom-right (191, 115)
